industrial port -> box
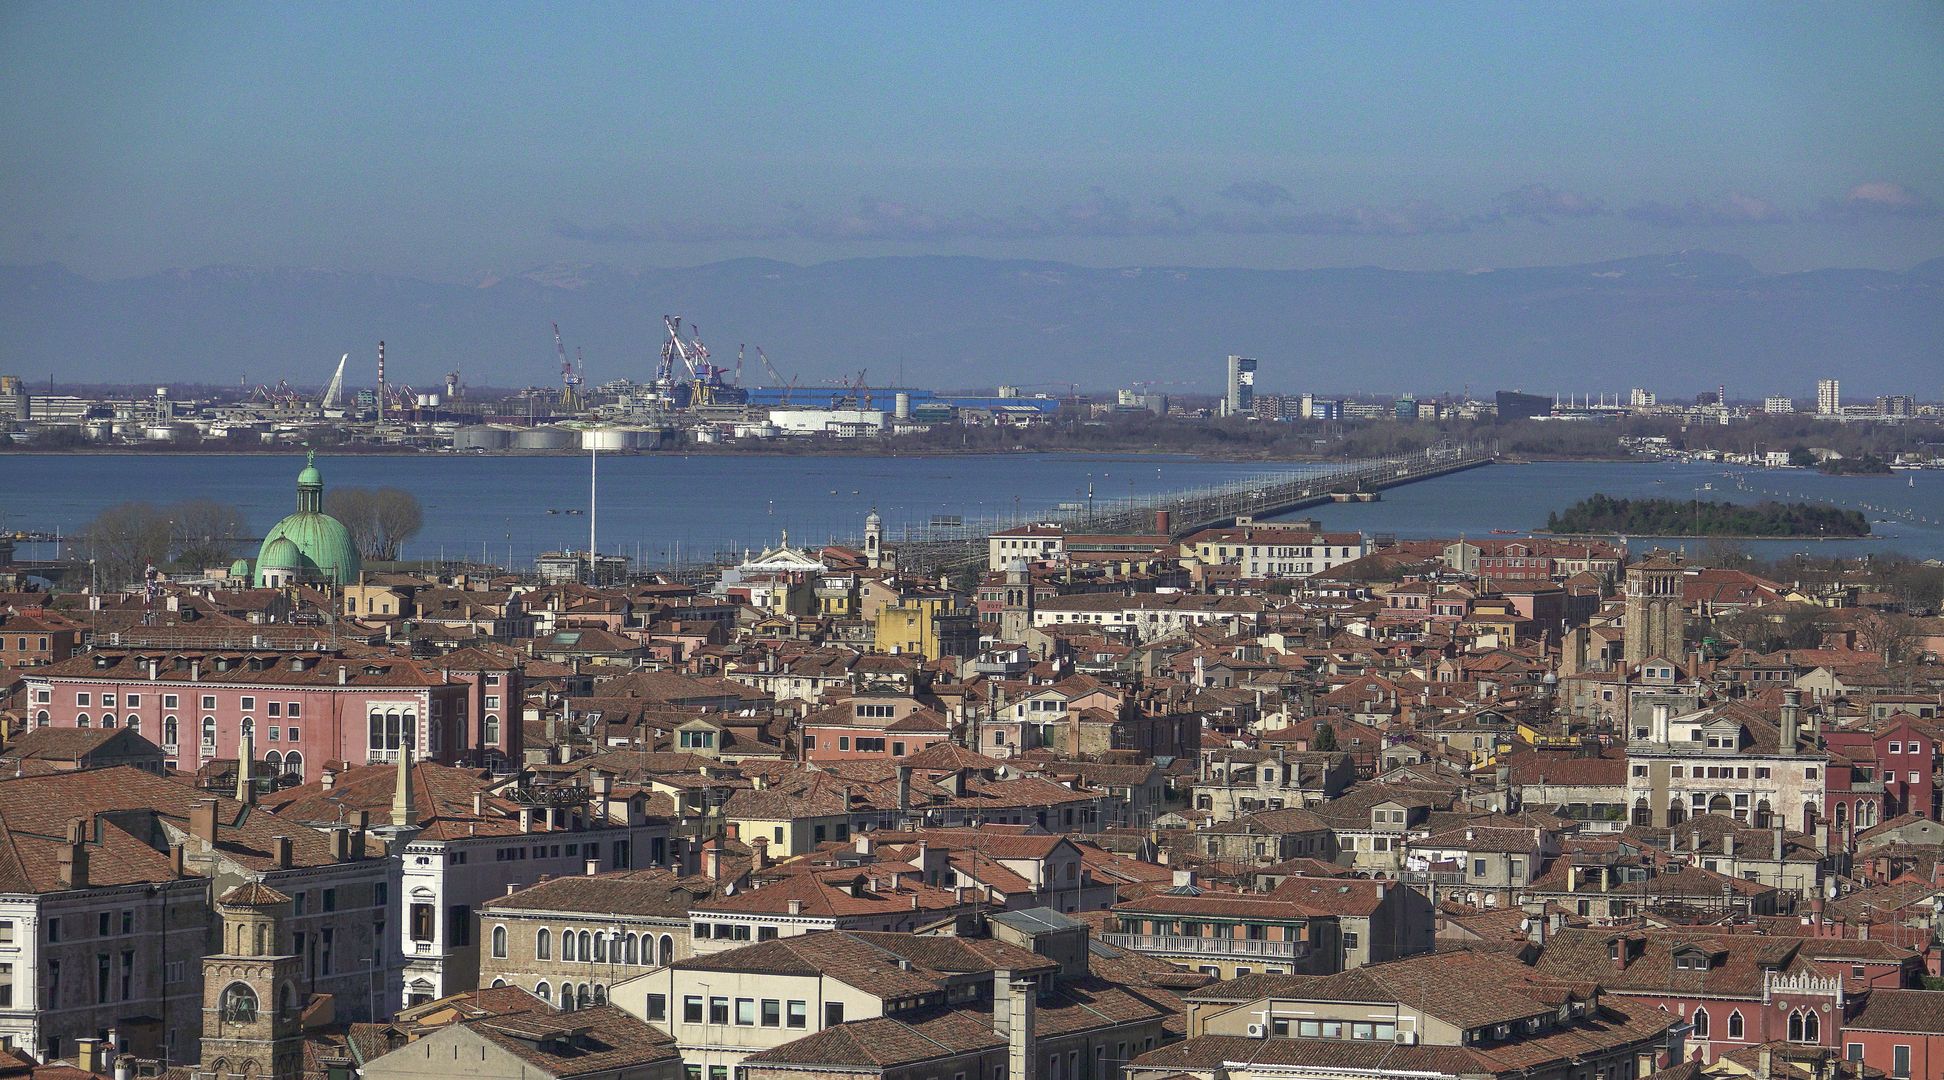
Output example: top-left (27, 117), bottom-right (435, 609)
top-left (0, 317), bottom-right (1089, 453)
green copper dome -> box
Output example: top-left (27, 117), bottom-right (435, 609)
top-left (255, 452), bottom-right (362, 587)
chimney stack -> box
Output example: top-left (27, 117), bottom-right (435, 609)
top-left (191, 798), bottom-right (220, 845)
top-left (1780, 688), bottom-right (1800, 754)
top-left (999, 977), bottom-right (1036, 1080)
top-left (751, 836), bottom-right (770, 871)
top-left (896, 765), bottom-right (912, 814)
top-left (271, 835), bottom-right (293, 870)
top-left (58, 818), bottom-right (89, 889)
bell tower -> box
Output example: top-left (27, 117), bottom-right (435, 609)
top-left (198, 884), bottom-right (304, 1080)
top-left (1623, 554), bottom-right (1686, 669)
top-left (999, 559), bottom-right (1035, 643)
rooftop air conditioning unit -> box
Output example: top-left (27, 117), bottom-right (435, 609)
top-left (1246, 1024), bottom-right (1266, 1039)
top-left (1395, 1031), bottom-right (1418, 1045)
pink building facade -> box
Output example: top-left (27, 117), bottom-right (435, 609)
top-left (20, 648), bottom-right (482, 777)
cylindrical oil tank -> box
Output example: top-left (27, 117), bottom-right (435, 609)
top-left (578, 426), bottom-right (637, 451)
top-left (452, 425), bottom-right (514, 451)
top-left (513, 426), bottom-right (577, 451)
top-left (894, 391), bottom-right (911, 420)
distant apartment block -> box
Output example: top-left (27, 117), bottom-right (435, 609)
top-left (1223, 355), bottom-right (1257, 417)
top-left (1817, 378), bottom-right (1841, 415)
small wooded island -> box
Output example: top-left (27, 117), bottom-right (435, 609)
top-left (1544, 494), bottom-right (1869, 538)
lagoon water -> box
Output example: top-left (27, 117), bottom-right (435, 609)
top-left (2, 453), bottom-right (1941, 567)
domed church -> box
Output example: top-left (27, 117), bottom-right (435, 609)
top-left (253, 452), bottom-right (362, 587)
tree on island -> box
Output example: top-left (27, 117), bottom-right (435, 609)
top-left (80, 498), bottom-right (251, 588)
top-left (325, 487), bottom-right (424, 561)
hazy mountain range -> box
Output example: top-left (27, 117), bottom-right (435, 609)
top-left (2, 251), bottom-right (1939, 398)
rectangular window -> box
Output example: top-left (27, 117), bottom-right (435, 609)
top-left (761, 999), bottom-right (781, 1027)
top-left (202, 695), bottom-right (216, 710)
top-left (268, 702), bottom-right (281, 716)
top-left (683, 996), bottom-right (703, 1023)
top-left (735, 998), bottom-right (756, 1025)
top-left (240, 696), bottom-right (255, 711)
top-left (288, 703), bottom-right (300, 718)
top-left (1894, 1045), bottom-right (1911, 1078)
top-left (644, 994), bottom-right (666, 1020)
top-left (709, 997), bottom-right (729, 1025)
top-left (787, 1000), bottom-right (808, 1028)
top-left (163, 694), bottom-right (178, 708)
top-left (825, 1001), bottom-right (845, 1026)
top-left (1472, 859), bottom-right (1487, 877)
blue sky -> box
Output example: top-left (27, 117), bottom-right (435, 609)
top-left (3, 1), bottom-right (1940, 279)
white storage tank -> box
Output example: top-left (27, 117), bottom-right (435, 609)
top-left (894, 391), bottom-right (911, 420)
top-left (579, 426), bottom-right (638, 451)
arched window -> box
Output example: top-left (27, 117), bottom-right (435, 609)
top-left (659, 935), bottom-right (674, 966)
top-left (35, 710), bottom-right (49, 727)
top-left (283, 751), bottom-right (303, 779)
top-left (1708, 794), bottom-right (1732, 815)
top-left (1801, 1010), bottom-right (1819, 1043)
top-left (221, 983), bottom-right (259, 1023)
top-left (579, 931), bottom-right (592, 959)
top-left (1835, 802), bottom-right (1849, 829)
top-left (535, 981), bottom-right (551, 1004)
top-left (593, 985), bottom-right (607, 1005)
top-left (75, 714), bottom-right (89, 728)
top-left (491, 978), bottom-right (507, 988)
top-left (561, 985), bottom-right (576, 1012)
top-left (241, 717), bottom-right (254, 742)
top-left (624, 934), bottom-right (638, 964)
top-left (576, 985), bottom-right (592, 1008)
top-left (203, 717), bottom-right (217, 746)
top-left (484, 714), bottom-right (500, 745)
top-left (537, 928), bottom-right (552, 959)
top-left (1727, 1010), bottom-right (1744, 1039)
top-left (265, 750), bottom-right (283, 772)
top-left (1789, 1011), bottom-right (1804, 1042)
top-left (563, 931), bottom-right (577, 961)
top-left (101, 715), bottom-right (116, 729)
top-left (1666, 801), bottom-right (1686, 825)
top-left (1804, 803), bottom-right (1818, 834)
top-left (126, 716), bottom-right (139, 735)
top-left (164, 716), bottom-right (179, 746)
top-left (492, 925), bottom-right (508, 959)
top-left (594, 933), bottom-right (607, 963)
top-left (1755, 800), bottom-right (1773, 829)
top-left (1692, 1007), bottom-right (1709, 1038)
top-left (1631, 799), bottom-right (1652, 827)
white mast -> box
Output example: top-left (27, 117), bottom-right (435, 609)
top-left (322, 353), bottom-right (348, 411)
top-left (588, 446), bottom-right (598, 582)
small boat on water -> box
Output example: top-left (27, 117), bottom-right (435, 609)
top-left (1490, 529), bottom-right (1519, 535)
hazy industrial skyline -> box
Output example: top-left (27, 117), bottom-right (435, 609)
top-left (3, 2), bottom-right (1941, 282)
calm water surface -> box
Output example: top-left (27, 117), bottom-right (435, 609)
top-left (3, 454), bottom-right (1940, 566)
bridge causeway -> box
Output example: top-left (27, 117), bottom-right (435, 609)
top-left (891, 440), bottom-right (1496, 575)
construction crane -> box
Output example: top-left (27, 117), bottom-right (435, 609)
top-left (834, 369), bottom-right (873, 410)
top-left (554, 322), bottom-right (583, 411)
top-left (753, 346), bottom-right (796, 404)
top-left (660, 316), bottom-right (743, 409)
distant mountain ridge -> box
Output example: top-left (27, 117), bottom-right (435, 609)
top-left (0, 252), bottom-right (1938, 396)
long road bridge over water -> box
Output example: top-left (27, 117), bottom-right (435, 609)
top-left (888, 440), bottom-right (1496, 576)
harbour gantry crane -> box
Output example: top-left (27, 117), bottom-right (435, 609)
top-left (554, 323), bottom-right (584, 412)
